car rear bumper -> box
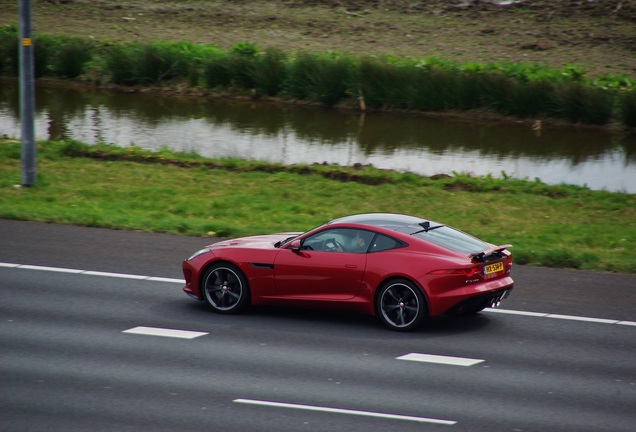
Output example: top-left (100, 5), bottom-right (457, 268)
top-left (442, 286), bottom-right (512, 315)
top-left (428, 276), bottom-right (514, 316)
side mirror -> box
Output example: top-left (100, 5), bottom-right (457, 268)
top-left (290, 239), bottom-right (301, 252)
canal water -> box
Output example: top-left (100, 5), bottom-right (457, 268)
top-left (1, 81), bottom-right (635, 193)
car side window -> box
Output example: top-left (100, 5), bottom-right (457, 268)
top-left (369, 234), bottom-right (403, 253)
top-left (301, 229), bottom-right (348, 252)
top-left (301, 228), bottom-right (374, 253)
top-left (343, 229), bottom-right (374, 253)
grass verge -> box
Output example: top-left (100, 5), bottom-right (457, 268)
top-left (1, 138), bottom-right (634, 273)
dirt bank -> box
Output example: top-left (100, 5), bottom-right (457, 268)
top-left (1, 0), bottom-right (635, 79)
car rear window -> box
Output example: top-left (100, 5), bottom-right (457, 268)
top-left (411, 226), bottom-right (488, 254)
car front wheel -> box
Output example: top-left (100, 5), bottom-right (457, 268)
top-left (376, 279), bottom-right (427, 331)
top-left (201, 263), bottom-right (250, 314)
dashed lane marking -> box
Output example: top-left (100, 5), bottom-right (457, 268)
top-left (123, 326), bottom-right (208, 339)
top-left (396, 353), bottom-right (484, 366)
top-left (233, 399), bottom-right (457, 425)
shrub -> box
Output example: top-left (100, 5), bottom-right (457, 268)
top-left (230, 41), bottom-right (258, 57)
top-left (474, 72), bottom-right (516, 113)
top-left (0, 25), bottom-right (18, 75)
top-left (551, 83), bottom-right (613, 125)
top-left (105, 41), bottom-right (193, 85)
top-left (312, 53), bottom-right (355, 107)
top-left (179, 43), bottom-right (223, 87)
top-left (356, 58), bottom-right (394, 109)
top-left (33, 36), bottom-right (54, 78)
top-left (203, 52), bottom-right (232, 88)
top-left (618, 90), bottom-right (636, 128)
top-left (228, 51), bottom-right (258, 88)
top-left (356, 58), bottom-right (418, 109)
top-left (407, 67), bottom-right (451, 111)
top-left (105, 44), bottom-right (138, 85)
top-left (285, 52), bottom-right (355, 106)
top-left (54, 38), bottom-right (93, 78)
top-left (509, 79), bottom-right (556, 118)
top-left (224, 42), bottom-right (259, 89)
top-left (137, 42), bottom-right (192, 83)
top-left (0, 30), bottom-right (50, 77)
top-left (253, 48), bottom-right (287, 96)
top-left (285, 52), bottom-right (321, 100)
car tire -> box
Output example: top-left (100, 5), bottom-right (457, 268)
top-left (376, 279), bottom-right (427, 331)
top-left (201, 263), bottom-right (250, 314)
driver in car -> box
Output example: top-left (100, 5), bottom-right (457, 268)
top-left (350, 232), bottom-right (367, 253)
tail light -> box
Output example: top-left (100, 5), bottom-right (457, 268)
top-left (428, 265), bottom-right (481, 278)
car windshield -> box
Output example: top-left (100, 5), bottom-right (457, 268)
top-left (410, 226), bottom-right (488, 254)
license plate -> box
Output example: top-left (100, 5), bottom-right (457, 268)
top-left (484, 262), bottom-right (504, 275)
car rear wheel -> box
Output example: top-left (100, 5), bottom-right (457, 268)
top-left (201, 263), bottom-right (250, 314)
top-left (376, 279), bottom-right (427, 331)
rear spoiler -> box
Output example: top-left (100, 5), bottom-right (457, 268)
top-left (470, 244), bottom-right (512, 261)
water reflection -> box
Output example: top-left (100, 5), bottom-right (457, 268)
top-left (0, 79), bottom-right (634, 192)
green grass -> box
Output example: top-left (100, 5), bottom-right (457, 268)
top-left (1, 138), bottom-right (635, 273)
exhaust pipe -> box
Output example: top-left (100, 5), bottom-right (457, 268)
top-left (489, 290), bottom-right (510, 308)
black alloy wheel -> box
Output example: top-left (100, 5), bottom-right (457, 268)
top-left (201, 263), bottom-right (250, 314)
top-left (376, 279), bottom-right (427, 331)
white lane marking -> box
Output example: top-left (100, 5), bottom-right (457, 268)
top-left (233, 399), bottom-right (456, 425)
top-left (2, 262), bottom-right (635, 327)
top-left (618, 321), bottom-right (636, 326)
top-left (484, 308), bottom-right (636, 326)
top-left (545, 314), bottom-right (618, 324)
top-left (0, 262), bottom-right (184, 284)
top-left (486, 309), bottom-right (619, 324)
top-left (123, 326), bottom-right (207, 339)
top-left (485, 308), bottom-right (547, 317)
top-left (147, 276), bottom-right (184, 283)
top-left (84, 270), bottom-right (148, 279)
top-left (396, 353), bottom-right (484, 366)
top-left (13, 264), bottom-right (83, 274)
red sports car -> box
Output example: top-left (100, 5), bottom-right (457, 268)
top-left (182, 213), bottom-right (513, 331)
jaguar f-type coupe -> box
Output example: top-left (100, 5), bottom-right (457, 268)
top-left (182, 213), bottom-right (513, 331)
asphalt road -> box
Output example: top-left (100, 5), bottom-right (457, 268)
top-left (1, 219), bottom-right (635, 432)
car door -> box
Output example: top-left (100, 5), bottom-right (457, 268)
top-left (273, 228), bottom-right (369, 300)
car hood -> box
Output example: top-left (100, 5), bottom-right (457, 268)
top-left (208, 232), bottom-right (302, 250)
